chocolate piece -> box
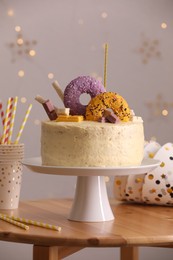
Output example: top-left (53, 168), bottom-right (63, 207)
top-left (103, 109), bottom-right (112, 117)
top-left (98, 117), bottom-right (106, 123)
top-left (106, 113), bottom-right (119, 123)
top-left (43, 100), bottom-right (57, 120)
top-left (103, 109), bottom-right (120, 123)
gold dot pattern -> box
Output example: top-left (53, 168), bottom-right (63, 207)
top-left (0, 163), bottom-right (23, 209)
top-left (0, 144), bottom-right (24, 209)
top-left (148, 174), bottom-right (154, 180)
top-left (114, 142), bottom-right (173, 205)
top-left (116, 180), bottom-right (121, 185)
top-left (136, 35), bottom-right (161, 64)
top-left (160, 162), bottom-right (165, 167)
top-left (149, 153), bottom-right (154, 158)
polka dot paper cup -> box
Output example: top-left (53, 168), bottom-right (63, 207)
top-left (114, 142), bottom-right (173, 206)
top-left (0, 144), bottom-right (24, 209)
top-left (142, 143), bottom-right (173, 205)
top-left (144, 140), bottom-right (161, 159)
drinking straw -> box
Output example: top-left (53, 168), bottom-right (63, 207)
top-left (52, 81), bottom-right (64, 102)
top-left (1, 97), bottom-right (14, 144)
top-left (104, 43), bottom-right (108, 89)
top-left (5, 215), bottom-right (61, 231)
top-left (14, 104), bottom-right (32, 144)
top-left (0, 214), bottom-right (29, 230)
top-left (7, 96), bottom-right (18, 144)
top-left (0, 101), bottom-right (5, 126)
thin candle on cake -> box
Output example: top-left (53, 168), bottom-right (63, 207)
top-left (104, 43), bottom-right (108, 89)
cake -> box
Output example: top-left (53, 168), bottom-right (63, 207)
top-left (38, 76), bottom-right (144, 167)
top-left (41, 119), bottom-right (144, 167)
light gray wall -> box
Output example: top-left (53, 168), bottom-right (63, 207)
top-left (0, 0), bottom-right (173, 259)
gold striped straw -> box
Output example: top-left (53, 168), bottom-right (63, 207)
top-left (0, 214), bottom-right (29, 230)
top-left (104, 43), bottom-right (108, 89)
top-left (14, 104), bottom-right (32, 144)
top-left (1, 97), bottom-right (14, 144)
top-left (0, 101), bottom-right (5, 126)
top-left (8, 96), bottom-right (18, 144)
top-left (6, 215), bottom-right (61, 231)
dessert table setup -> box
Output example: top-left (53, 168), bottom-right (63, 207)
top-left (1, 45), bottom-right (173, 260)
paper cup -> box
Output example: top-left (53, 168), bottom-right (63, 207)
top-left (0, 143), bottom-right (24, 209)
top-left (114, 142), bottom-right (173, 206)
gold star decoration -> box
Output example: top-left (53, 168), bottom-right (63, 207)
top-left (145, 94), bottom-right (173, 120)
top-left (135, 34), bottom-right (162, 64)
top-left (7, 26), bottom-right (37, 63)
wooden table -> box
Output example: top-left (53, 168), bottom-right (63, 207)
top-left (0, 199), bottom-right (173, 260)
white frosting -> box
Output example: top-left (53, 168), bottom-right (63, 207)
top-left (41, 120), bottom-right (144, 167)
top-left (132, 116), bottom-right (143, 123)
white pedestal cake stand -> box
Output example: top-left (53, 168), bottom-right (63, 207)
top-left (23, 157), bottom-right (160, 222)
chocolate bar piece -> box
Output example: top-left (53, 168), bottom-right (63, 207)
top-left (106, 113), bottom-right (119, 123)
top-left (43, 100), bottom-right (57, 120)
top-left (103, 109), bottom-right (120, 123)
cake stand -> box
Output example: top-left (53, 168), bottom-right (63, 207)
top-left (23, 157), bottom-right (160, 222)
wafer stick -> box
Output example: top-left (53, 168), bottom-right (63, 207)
top-left (0, 214), bottom-right (29, 230)
top-left (14, 104), bottom-right (32, 144)
top-left (52, 81), bottom-right (64, 102)
top-left (35, 95), bottom-right (69, 117)
top-left (35, 95), bottom-right (46, 104)
top-left (6, 215), bottom-right (61, 231)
